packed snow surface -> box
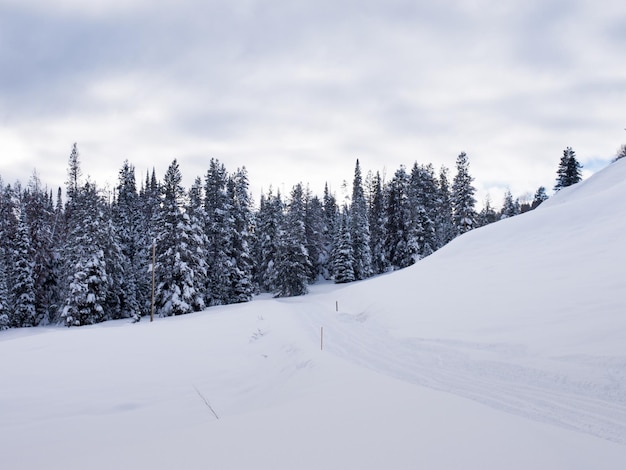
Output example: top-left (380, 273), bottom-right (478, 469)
top-left (2, 159), bottom-right (626, 469)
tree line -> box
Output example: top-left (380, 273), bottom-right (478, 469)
top-left (0, 145), bottom-right (575, 328)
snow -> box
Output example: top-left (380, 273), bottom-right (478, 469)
top-left (2, 160), bottom-right (626, 468)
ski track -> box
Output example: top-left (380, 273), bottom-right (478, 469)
top-left (298, 300), bottom-right (626, 445)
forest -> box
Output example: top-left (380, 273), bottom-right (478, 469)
top-left (0, 144), bottom-right (562, 328)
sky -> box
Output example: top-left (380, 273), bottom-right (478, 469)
top-left (1, 0), bottom-right (625, 207)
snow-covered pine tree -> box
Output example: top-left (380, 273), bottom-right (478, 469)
top-left (530, 186), bottom-right (548, 210)
top-left (367, 171), bottom-right (388, 274)
top-left (253, 188), bottom-right (283, 292)
top-left (409, 163), bottom-right (438, 258)
top-left (110, 161), bottom-right (141, 321)
top-left (224, 171), bottom-right (255, 303)
top-left (385, 166), bottom-right (414, 269)
top-left (61, 181), bottom-right (109, 326)
top-left (186, 177), bottom-right (209, 311)
top-left (436, 166), bottom-right (456, 247)
top-left (204, 159), bottom-right (232, 306)
top-left (349, 159), bottom-right (372, 280)
top-left (500, 190), bottom-right (519, 219)
top-left (304, 190), bottom-right (326, 282)
top-left (11, 208), bottom-right (37, 327)
top-left (554, 147), bottom-right (582, 191)
top-left (477, 195), bottom-right (498, 227)
top-left (22, 174), bottom-right (57, 325)
top-left (332, 207), bottom-right (355, 283)
top-left (322, 183), bottom-right (339, 279)
top-left (136, 168), bottom-right (160, 314)
top-left (451, 152), bottom-right (477, 235)
top-left (154, 159), bottom-right (195, 317)
top-left (274, 183), bottom-right (312, 297)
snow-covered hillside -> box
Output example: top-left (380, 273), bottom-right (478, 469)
top-left (1, 159), bottom-right (626, 469)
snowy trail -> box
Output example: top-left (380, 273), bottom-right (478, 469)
top-left (296, 296), bottom-right (626, 445)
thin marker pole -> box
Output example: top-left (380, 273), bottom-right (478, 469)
top-left (150, 239), bottom-right (156, 322)
top-left (320, 326), bottom-right (324, 351)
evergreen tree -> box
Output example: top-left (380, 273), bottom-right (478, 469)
top-left (254, 188), bottom-right (283, 292)
top-left (22, 174), bottom-right (57, 325)
top-left (154, 160), bottom-right (195, 316)
top-left (225, 170), bottom-right (255, 303)
top-left (332, 207), bottom-right (355, 283)
top-left (11, 208), bottom-right (37, 327)
top-left (111, 161), bottom-right (141, 321)
top-left (204, 159), bottom-right (231, 306)
top-left (186, 177), bottom-right (209, 311)
top-left (304, 191), bottom-right (326, 282)
top-left (615, 144), bottom-right (626, 162)
top-left (367, 171), bottom-right (388, 274)
top-left (349, 160), bottom-right (372, 280)
top-left (554, 147), bottom-right (582, 190)
top-left (136, 168), bottom-right (160, 315)
top-left (322, 183), bottom-right (339, 279)
top-left (477, 195), bottom-right (498, 227)
top-left (61, 182), bottom-right (109, 326)
top-left (530, 186), bottom-right (549, 210)
top-left (436, 166), bottom-right (456, 247)
top-left (451, 152), bottom-right (477, 234)
top-left (385, 166), bottom-right (415, 269)
top-left (274, 183), bottom-right (311, 297)
top-left (409, 163), bottom-right (438, 258)
top-left (500, 190), bottom-right (519, 219)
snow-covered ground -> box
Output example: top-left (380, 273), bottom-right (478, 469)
top-left (2, 159), bottom-right (626, 469)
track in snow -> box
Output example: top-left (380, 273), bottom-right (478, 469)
top-left (298, 301), bottom-right (626, 445)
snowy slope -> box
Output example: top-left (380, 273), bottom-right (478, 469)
top-left (1, 160), bottom-right (626, 469)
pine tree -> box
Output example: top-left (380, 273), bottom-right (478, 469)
top-left (225, 170), bottom-right (255, 303)
top-left (274, 183), bottom-right (312, 297)
top-left (349, 159), bottom-right (372, 280)
top-left (136, 168), bottom-right (160, 314)
top-left (111, 161), bottom-right (141, 321)
top-left (322, 183), bottom-right (339, 279)
top-left (304, 191), bottom-right (326, 282)
top-left (554, 147), bottom-right (582, 190)
top-left (254, 188), bottom-right (284, 292)
top-left (500, 190), bottom-right (519, 219)
top-left (530, 186), bottom-right (549, 210)
top-left (11, 208), bottom-right (37, 327)
top-left (409, 163), bottom-right (438, 258)
top-left (385, 166), bottom-right (414, 269)
top-left (61, 182), bottom-right (109, 326)
top-left (333, 208), bottom-right (355, 283)
top-left (154, 159), bottom-right (195, 316)
top-left (367, 171), bottom-right (388, 274)
top-left (204, 159), bottom-right (231, 306)
top-left (451, 152), bottom-right (477, 234)
top-left (186, 177), bottom-right (209, 311)
top-left (477, 195), bottom-right (498, 227)
top-left (436, 166), bottom-right (456, 247)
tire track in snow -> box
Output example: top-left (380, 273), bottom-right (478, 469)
top-left (299, 301), bottom-right (626, 444)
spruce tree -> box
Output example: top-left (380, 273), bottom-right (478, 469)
top-left (322, 183), bottom-right (339, 279)
top-left (154, 159), bottom-right (195, 316)
top-left (531, 186), bottom-right (549, 210)
top-left (349, 160), bottom-right (372, 280)
top-left (274, 183), bottom-right (311, 297)
top-left (385, 166), bottom-right (414, 269)
top-left (186, 177), bottom-right (209, 311)
top-left (451, 152), bottom-right (477, 234)
top-left (554, 147), bottom-right (582, 190)
top-left (333, 208), bottom-right (355, 283)
top-left (11, 208), bottom-right (37, 327)
top-left (254, 188), bottom-right (284, 292)
top-left (367, 171), bottom-right (388, 274)
top-left (61, 182), bottom-right (109, 326)
top-left (436, 166), bottom-right (456, 247)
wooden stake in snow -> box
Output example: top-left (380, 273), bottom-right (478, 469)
top-left (321, 326), bottom-right (324, 351)
top-left (336, 301), bottom-right (338, 312)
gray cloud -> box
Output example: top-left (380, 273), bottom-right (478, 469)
top-left (1, 0), bottom-right (625, 208)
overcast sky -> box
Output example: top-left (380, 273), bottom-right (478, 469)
top-left (1, 0), bottom-right (625, 207)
